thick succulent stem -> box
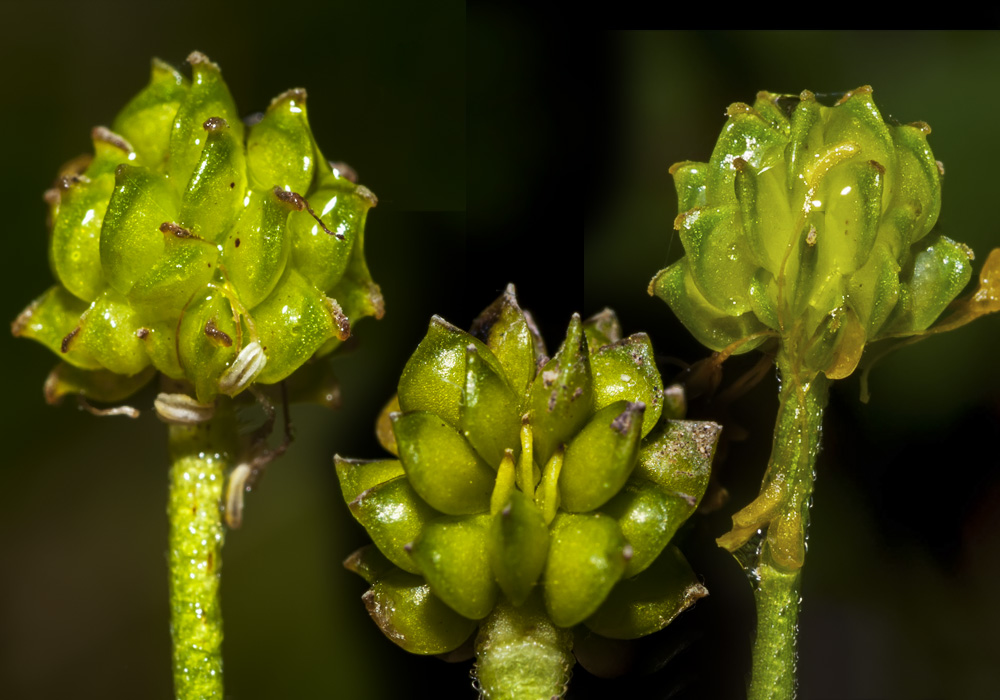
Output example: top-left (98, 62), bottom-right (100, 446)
top-left (474, 594), bottom-right (575, 700)
top-left (167, 402), bottom-right (237, 699)
top-left (748, 356), bottom-right (828, 700)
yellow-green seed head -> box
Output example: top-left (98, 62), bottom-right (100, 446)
top-left (650, 86), bottom-right (976, 379)
top-left (13, 52), bottom-right (382, 405)
top-left (337, 285), bottom-right (716, 670)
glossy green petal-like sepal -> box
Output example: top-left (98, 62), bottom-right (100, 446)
top-left (460, 343), bottom-right (521, 469)
top-left (111, 59), bottom-right (189, 170)
top-left (584, 546), bottom-right (707, 639)
top-left (392, 411), bottom-right (495, 515)
top-left (362, 568), bottom-right (477, 655)
top-left (488, 490), bottom-right (549, 606)
top-left (12, 285), bottom-right (100, 370)
top-left (409, 514), bottom-right (498, 620)
top-left (469, 283), bottom-right (541, 400)
top-left (252, 269), bottom-right (347, 385)
top-left (588, 332), bottom-right (663, 437)
top-left (334, 456), bottom-right (405, 503)
top-left (528, 314), bottom-right (594, 465)
top-left (44, 362), bottom-right (156, 406)
top-left (247, 89), bottom-right (317, 194)
top-left (100, 164), bottom-right (176, 295)
top-left (559, 401), bottom-right (643, 513)
top-left (348, 477), bottom-right (435, 574)
top-left (543, 512), bottom-right (628, 628)
top-left (398, 317), bottom-right (498, 428)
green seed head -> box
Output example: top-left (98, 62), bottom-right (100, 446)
top-left (13, 52), bottom-right (382, 405)
top-left (650, 86), bottom-right (978, 379)
top-left (337, 285), bottom-right (717, 663)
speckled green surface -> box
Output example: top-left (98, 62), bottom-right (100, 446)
top-left (167, 406), bottom-right (237, 699)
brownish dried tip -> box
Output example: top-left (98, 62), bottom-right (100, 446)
top-left (11, 299), bottom-right (39, 337)
top-left (204, 319), bottom-right (233, 347)
top-left (186, 51), bottom-right (220, 70)
top-left (325, 297), bottom-right (352, 341)
top-left (270, 88), bottom-right (307, 109)
top-left (203, 116), bottom-right (229, 132)
top-left (61, 326), bottom-right (81, 353)
top-left (91, 126), bottom-right (133, 153)
top-left (869, 160), bottom-right (886, 176)
top-left (726, 102), bottom-right (753, 117)
top-left (908, 120), bottom-right (932, 135)
top-left (799, 89), bottom-right (816, 101)
top-left (160, 221), bottom-right (195, 238)
top-left (355, 185), bottom-right (378, 208)
top-left (329, 161), bottom-right (359, 183)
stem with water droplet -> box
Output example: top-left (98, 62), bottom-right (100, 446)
top-left (167, 401), bottom-right (237, 699)
top-left (747, 355), bottom-right (828, 700)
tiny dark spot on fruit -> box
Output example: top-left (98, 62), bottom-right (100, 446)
top-left (229, 182), bottom-right (235, 188)
top-left (136, 328), bottom-right (150, 339)
top-left (207, 262), bottom-right (211, 267)
top-left (235, 238), bottom-right (241, 247)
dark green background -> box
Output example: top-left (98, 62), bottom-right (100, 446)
top-left (2, 21), bottom-right (999, 700)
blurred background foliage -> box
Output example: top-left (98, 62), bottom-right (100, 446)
top-left (2, 19), bottom-right (999, 700)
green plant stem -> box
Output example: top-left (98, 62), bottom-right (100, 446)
top-left (748, 356), bottom-right (828, 700)
top-left (167, 402), bottom-right (237, 699)
top-left (474, 593), bottom-right (574, 700)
